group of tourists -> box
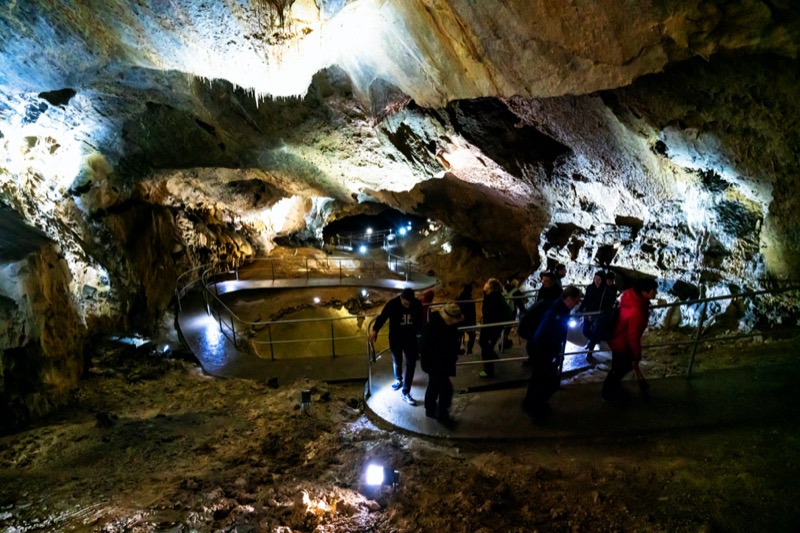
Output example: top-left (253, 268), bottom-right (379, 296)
top-left (368, 264), bottom-right (659, 426)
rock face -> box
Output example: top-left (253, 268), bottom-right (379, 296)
top-left (1, 1), bottom-right (800, 422)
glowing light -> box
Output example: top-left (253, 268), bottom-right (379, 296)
top-left (568, 319), bottom-right (579, 328)
top-left (366, 227), bottom-right (373, 234)
top-left (365, 464), bottom-right (385, 486)
top-left (365, 463), bottom-right (399, 487)
top-left (313, 297), bottom-right (321, 304)
top-left (361, 289), bottom-right (369, 297)
top-left (399, 227), bottom-right (407, 236)
top-left (441, 242), bottom-right (452, 253)
top-left (359, 245), bottom-right (367, 253)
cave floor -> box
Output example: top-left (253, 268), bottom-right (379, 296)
top-left (1, 335), bottom-right (799, 531)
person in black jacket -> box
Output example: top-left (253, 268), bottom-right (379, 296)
top-left (420, 302), bottom-right (464, 423)
top-left (521, 272), bottom-right (563, 366)
top-left (602, 271), bottom-right (618, 308)
top-left (479, 278), bottom-right (509, 378)
top-left (522, 285), bottom-right (583, 423)
top-left (369, 287), bottom-right (423, 405)
top-left (457, 283), bottom-right (477, 354)
top-left (579, 271), bottom-right (607, 363)
top-left (536, 271), bottom-right (562, 304)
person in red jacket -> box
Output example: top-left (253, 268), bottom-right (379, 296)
top-left (601, 278), bottom-right (658, 402)
top-left (420, 289), bottom-right (435, 326)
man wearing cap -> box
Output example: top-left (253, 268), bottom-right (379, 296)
top-left (419, 302), bottom-right (464, 423)
top-left (369, 287), bottom-right (423, 405)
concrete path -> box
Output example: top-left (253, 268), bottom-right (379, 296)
top-left (177, 264), bottom-right (800, 442)
top-left (365, 348), bottom-right (800, 440)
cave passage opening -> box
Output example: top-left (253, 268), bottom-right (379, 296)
top-left (322, 208), bottom-right (427, 251)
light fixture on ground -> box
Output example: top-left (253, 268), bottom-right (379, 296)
top-left (361, 289), bottom-right (369, 298)
top-left (366, 227), bottom-right (373, 234)
top-left (313, 296), bottom-right (320, 304)
top-left (301, 389), bottom-right (312, 414)
top-left (359, 244), bottom-right (367, 253)
top-left (568, 318), bottom-right (579, 328)
top-left (364, 463), bottom-right (399, 488)
top-left (398, 227), bottom-right (407, 236)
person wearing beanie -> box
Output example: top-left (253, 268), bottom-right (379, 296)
top-left (369, 287), bottom-right (423, 405)
top-left (419, 302), bottom-right (464, 423)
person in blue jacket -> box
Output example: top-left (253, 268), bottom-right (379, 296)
top-left (522, 285), bottom-right (583, 423)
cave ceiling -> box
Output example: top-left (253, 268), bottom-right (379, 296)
top-left (2, 0), bottom-right (800, 305)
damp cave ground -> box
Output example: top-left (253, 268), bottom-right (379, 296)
top-left (1, 327), bottom-right (799, 531)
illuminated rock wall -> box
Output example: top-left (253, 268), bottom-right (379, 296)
top-left (1, 1), bottom-right (800, 422)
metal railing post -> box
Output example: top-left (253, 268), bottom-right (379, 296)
top-left (687, 301), bottom-right (708, 378)
top-left (231, 316), bottom-right (237, 347)
top-left (331, 320), bottom-right (336, 359)
top-left (268, 324), bottom-right (275, 361)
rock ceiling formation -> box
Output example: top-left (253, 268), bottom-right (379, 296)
top-left (1, 0), bottom-right (800, 421)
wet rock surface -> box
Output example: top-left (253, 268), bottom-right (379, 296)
top-left (1, 336), bottom-right (799, 531)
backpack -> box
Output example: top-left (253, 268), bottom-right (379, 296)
top-left (517, 299), bottom-right (550, 340)
top-left (589, 305), bottom-right (620, 341)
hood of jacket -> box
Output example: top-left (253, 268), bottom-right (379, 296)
top-left (619, 287), bottom-right (649, 313)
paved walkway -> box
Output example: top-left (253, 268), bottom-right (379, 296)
top-left (178, 262), bottom-right (800, 441)
top-left (366, 347), bottom-right (800, 440)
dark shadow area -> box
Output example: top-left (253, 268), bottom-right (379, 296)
top-left (0, 207), bottom-right (51, 262)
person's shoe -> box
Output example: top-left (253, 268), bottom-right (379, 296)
top-left (425, 409), bottom-right (437, 418)
top-left (478, 371), bottom-right (491, 378)
top-left (401, 393), bottom-right (417, 406)
top-left (586, 353), bottom-right (598, 364)
top-left (391, 380), bottom-right (403, 390)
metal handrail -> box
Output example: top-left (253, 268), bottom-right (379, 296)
top-left (455, 285), bottom-right (800, 378)
top-left (363, 284), bottom-right (800, 395)
top-left (181, 253), bottom-right (428, 359)
top-left (334, 228), bottom-right (397, 247)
